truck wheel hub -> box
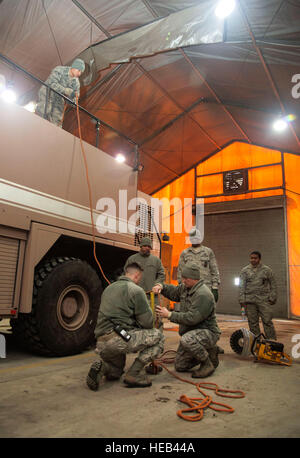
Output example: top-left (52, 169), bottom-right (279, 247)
top-left (57, 285), bottom-right (89, 331)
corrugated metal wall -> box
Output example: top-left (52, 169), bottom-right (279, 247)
top-left (203, 203), bottom-right (287, 317)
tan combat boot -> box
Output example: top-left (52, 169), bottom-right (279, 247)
top-left (123, 358), bottom-right (152, 388)
top-left (192, 357), bottom-right (215, 378)
top-left (208, 346), bottom-right (219, 368)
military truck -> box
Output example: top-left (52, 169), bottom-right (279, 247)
top-left (0, 97), bottom-right (160, 356)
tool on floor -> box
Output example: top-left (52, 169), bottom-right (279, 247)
top-left (230, 328), bottom-right (292, 366)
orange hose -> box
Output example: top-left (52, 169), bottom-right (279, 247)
top-left (153, 350), bottom-right (245, 422)
top-left (75, 93), bottom-right (111, 285)
top-left (60, 102), bottom-right (67, 127)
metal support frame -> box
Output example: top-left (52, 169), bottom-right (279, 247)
top-left (281, 152), bottom-right (291, 318)
top-left (196, 157), bottom-right (285, 199)
top-left (135, 61), bottom-right (222, 151)
top-left (179, 49), bottom-right (252, 143)
top-left (197, 161), bottom-right (283, 178)
top-left (238, 0), bottom-right (300, 149)
top-left (139, 97), bottom-right (206, 147)
top-left (71, 0), bottom-right (111, 38)
top-left (197, 186), bottom-right (283, 200)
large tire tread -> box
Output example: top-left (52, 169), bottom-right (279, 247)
top-left (11, 257), bottom-right (100, 356)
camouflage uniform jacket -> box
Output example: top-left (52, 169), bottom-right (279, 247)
top-left (94, 276), bottom-right (153, 338)
top-left (177, 245), bottom-right (220, 289)
top-left (124, 252), bottom-right (165, 293)
top-left (161, 280), bottom-right (221, 336)
top-left (239, 263), bottom-right (277, 305)
top-left (38, 65), bottom-right (80, 110)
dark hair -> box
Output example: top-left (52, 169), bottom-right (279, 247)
top-left (125, 262), bottom-right (144, 274)
top-left (250, 251), bottom-right (261, 259)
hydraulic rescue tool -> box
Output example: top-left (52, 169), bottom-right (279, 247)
top-left (146, 291), bottom-right (163, 374)
top-left (230, 328), bottom-right (292, 366)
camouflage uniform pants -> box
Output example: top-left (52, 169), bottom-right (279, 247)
top-left (36, 96), bottom-right (64, 127)
top-left (95, 328), bottom-right (165, 379)
top-left (175, 329), bottom-right (219, 372)
top-left (246, 302), bottom-right (277, 340)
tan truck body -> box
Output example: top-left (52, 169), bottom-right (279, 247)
top-left (0, 99), bottom-right (160, 354)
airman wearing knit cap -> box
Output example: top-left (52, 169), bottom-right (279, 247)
top-left (124, 236), bottom-right (165, 294)
top-left (36, 58), bottom-right (85, 127)
top-left (177, 227), bottom-right (223, 353)
top-left (155, 262), bottom-right (221, 379)
top-left (178, 227), bottom-right (220, 301)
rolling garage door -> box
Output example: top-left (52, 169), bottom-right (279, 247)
top-left (0, 235), bottom-right (19, 312)
top-left (202, 197), bottom-right (288, 318)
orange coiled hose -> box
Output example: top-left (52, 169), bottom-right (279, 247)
top-left (153, 351), bottom-right (245, 422)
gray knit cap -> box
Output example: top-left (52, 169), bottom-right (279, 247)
top-left (71, 58), bottom-right (85, 73)
top-left (189, 226), bottom-right (202, 244)
top-left (181, 262), bottom-right (201, 280)
top-left (140, 236), bottom-right (152, 248)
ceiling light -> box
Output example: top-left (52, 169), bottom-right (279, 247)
top-left (273, 118), bottom-right (288, 132)
top-left (215, 0), bottom-right (236, 18)
top-left (23, 101), bottom-right (36, 112)
top-left (115, 153), bottom-right (125, 163)
top-left (1, 88), bottom-right (17, 104)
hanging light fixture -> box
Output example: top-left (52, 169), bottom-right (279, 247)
top-left (273, 118), bottom-right (288, 132)
top-left (215, 0), bottom-right (236, 19)
top-left (115, 153), bottom-right (126, 163)
top-left (1, 82), bottom-right (17, 103)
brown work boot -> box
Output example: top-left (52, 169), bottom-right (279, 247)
top-left (106, 374), bottom-right (121, 381)
top-left (192, 357), bottom-right (215, 378)
top-left (123, 358), bottom-right (152, 388)
top-left (86, 360), bottom-right (109, 391)
top-left (145, 362), bottom-right (163, 375)
top-left (208, 346), bottom-right (219, 368)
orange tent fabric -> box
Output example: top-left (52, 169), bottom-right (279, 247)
top-left (284, 153), bottom-right (300, 317)
top-left (153, 142), bottom-right (300, 317)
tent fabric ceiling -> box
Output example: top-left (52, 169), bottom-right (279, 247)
top-left (0, 0), bottom-right (299, 195)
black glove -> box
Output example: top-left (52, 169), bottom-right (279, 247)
top-left (212, 288), bottom-right (219, 303)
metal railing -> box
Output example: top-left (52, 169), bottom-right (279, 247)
top-left (0, 53), bottom-right (163, 256)
top-left (0, 53), bottom-right (137, 149)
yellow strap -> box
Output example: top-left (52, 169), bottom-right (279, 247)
top-left (150, 291), bottom-right (155, 327)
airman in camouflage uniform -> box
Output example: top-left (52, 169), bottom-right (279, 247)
top-left (177, 227), bottom-right (223, 353)
top-left (239, 251), bottom-right (277, 340)
top-left (124, 237), bottom-right (165, 295)
top-left (35, 58), bottom-right (85, 127)
top-left (124, 236), bottom-right (165, 336)
top-left (156, 262), bottom-right (221, 378)
top-left (86, 262), bottom-right (164, 391)
top-left (177, 227), bottom-right (220, 300)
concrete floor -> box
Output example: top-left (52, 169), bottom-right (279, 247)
top-left (0, 315), bottom-right (300, 438)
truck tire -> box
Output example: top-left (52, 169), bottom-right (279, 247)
top-left (11, 257), bottom-right (102, 356)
